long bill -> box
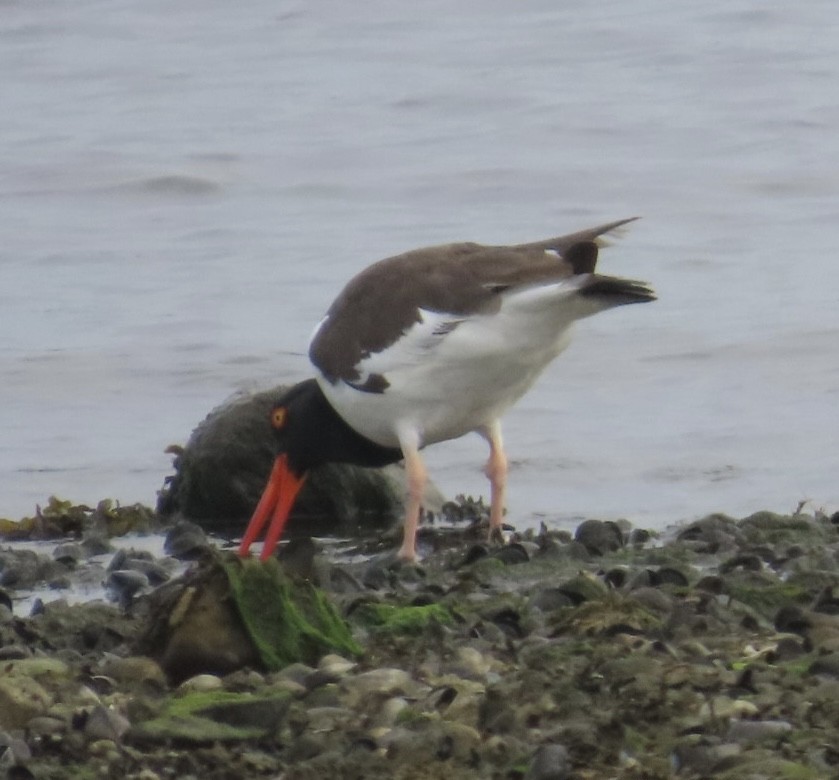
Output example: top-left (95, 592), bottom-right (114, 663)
top-left (237, 454), bottom-right (308, 561)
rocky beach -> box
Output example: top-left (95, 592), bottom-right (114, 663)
top-left (2, 494), bottom-right (839, 780)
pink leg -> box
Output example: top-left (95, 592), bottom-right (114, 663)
top-left (396, 429), bottom-right (426, 562)
top-left (478, 421), bottom-right (507, 537)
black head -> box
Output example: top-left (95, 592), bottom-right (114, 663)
top-left (268, 379), bottom-right (402, 474)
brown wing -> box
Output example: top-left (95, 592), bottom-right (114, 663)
top-left (309, 218), bottom-right (638, 384)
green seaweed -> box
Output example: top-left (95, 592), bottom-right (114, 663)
top-left (132, 689), bottom-right (288, 743)
top-left (223, 557), bottom-right (362, 670)
top-left (725, 581), bottom-right (811, 619)
top-left (353, 602), bottom-right (453, 635)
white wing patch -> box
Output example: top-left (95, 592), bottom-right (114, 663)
top-left (351, 308), bottom-right (463, 383)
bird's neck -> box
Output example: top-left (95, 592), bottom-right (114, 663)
top-left (295, 379), bottom-right (403, 470)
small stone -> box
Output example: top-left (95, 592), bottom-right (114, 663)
top-left (164, 520), bottom-right (210, 559)
top-left (84, 705), bottom-right (130, 742)
top-left (341, 668), bottom-right (419, 707)
top-left (0, 647), bottom-right (31, 661)
top-left (526, 743), bottom-right (571, 780)
top-left (304, 706), bottom-right (356, 732)
top-left (492, 543), bottom-right (530, 565)
top-left (104, 569), bottom-right (149, 603)
top-left (0, 676), bottom-right (53, 729)
top-left (26, 716), bottom-right (67, 736)
top-left (318, 654), bottom-right (357, 677)
top-left (176, 674), bottom-right (224, 695)
top-left (53, 543), bottom-right (84, 566)
top-left (530, 588), bottom-right (575, 612)
top-left (809, 653), bottom-right (839, 678)
top-left (452, 646), bottom-right (493, 680)
top-left (102, 656), bottom-right (167, 689)
top-left (671, 741), bottom-right (742, 775)
top-left (87, 738), bottom-right (120, 759)
top-left (698, 697), bottom-right (758, 720)
top-left (0, 731), bottom-right (32, 765)
top-left (726, 718), bottom-right (793, 744)
top-left (373, 697), bottom-right (409, 727)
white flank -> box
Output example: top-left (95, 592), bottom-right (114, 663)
top-left (314, 275), bottom-right (613, 450)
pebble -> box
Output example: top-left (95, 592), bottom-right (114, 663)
top-left (176, 674), bottom-right (224, 695)
top-left (318, 654), bottom-right (357, 677)
top-left (525, 743), bottom-right (571, 780)
top-left (84, 705), bottom-right (131, 742)
top-left (726, 718), bottom-right (793, 744)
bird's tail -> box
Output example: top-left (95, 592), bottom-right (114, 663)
top-left (516, 217), bottom-right (640, 256)
top-left (578, 274), bottom-right (656, 307)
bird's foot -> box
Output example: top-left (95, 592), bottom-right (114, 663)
top-left (488, 523), bottom-right (507, 547)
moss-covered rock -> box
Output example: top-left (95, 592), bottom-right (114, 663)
top-left (155, 384), bottom-right (444, 534)
top-left (225, 556), bottom-right (362, 669)
top-left (130, 689), bottom-right (291, 743)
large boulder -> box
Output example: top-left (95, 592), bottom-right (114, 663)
top-left (157, 385), bottom-right (444, 536)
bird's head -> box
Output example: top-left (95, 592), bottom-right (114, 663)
top-left (237, 378), bottom-right (403, 561)
top-left (237, 380), bottom-right (327, 561)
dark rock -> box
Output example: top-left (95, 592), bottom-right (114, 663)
top-left (649, 566), bottom-right (690, 588)
top-left (574, 519), bottom-right (623, 556)
top-left (197, 696), bottom-right (289, 731)
top-left (720, 554), bottom-right (763, 573)
top-left (104, 570), bottom-right (149, 607)
top-left (676, 513), bottom-right (742, 553)
top-left (492, 543), bottom-right (530, 565)
top-left (0, 646), bottom-right (31, 661)
top-left (629, 528), bottom-right (651, 547)
top-left (489, 608), bottom-right (525, 638)
top-left (0, 730), bottom-right (32, 765)
top-left (164, 520), bottom-right (210, 559)
top-left (809, 653), bottom-right (839, 678)
top-left (457, 544), bottom-right (489, 567)
top-left (814, 586), bottom-right (839, 615)
top-left (557, 574), bottom-right (608, 605)
top-left (52, 543), bottom-right (84, 567)
top-left (0, 549), bottom-right (60, 590)
top-left (671, 741), bottom-right (742, 775)
top-left (106, 549), bottom-right (171, 585)
top-left (156, 384), bottom-right (444, 535)
top-left (530, 588), bottom-right (576, 612)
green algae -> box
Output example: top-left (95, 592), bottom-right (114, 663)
top-left (738, 511), bottom-right (830, 546)
top-left (132, 689), bottom-right (290, 743)
top-left (0, 495), bottom-right (158, 541)
top-left (353, 602), bottom-right (454, 635)
top-left (725, 580), bottom-right (811, 619)
top-left (223, 557), bottom-right (362, 670)
top-left (551, 591), bottom-right (663, 636)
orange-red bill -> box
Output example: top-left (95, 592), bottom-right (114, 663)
top-left (237, 455), bottom-right (307, 560)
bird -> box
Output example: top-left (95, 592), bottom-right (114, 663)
top-left (238, 217), bottom-right (655, 562)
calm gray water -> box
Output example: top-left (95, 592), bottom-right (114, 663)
top-left (2, 0), bottom-right (838, 533)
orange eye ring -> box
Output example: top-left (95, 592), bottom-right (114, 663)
top-left (271, 407), bottom-right (287, 429)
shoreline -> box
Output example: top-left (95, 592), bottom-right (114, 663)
top-left (0, 498), bottom-right (837, 778)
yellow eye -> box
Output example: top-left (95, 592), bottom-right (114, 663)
top-left (271, 407), bottom-right (287, 429)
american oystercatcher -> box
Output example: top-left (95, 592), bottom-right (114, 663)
top-left (239, 218), bottom-right (655, 562)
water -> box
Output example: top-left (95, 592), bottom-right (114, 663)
top-left (2, 0), bottom-right (838, 533)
